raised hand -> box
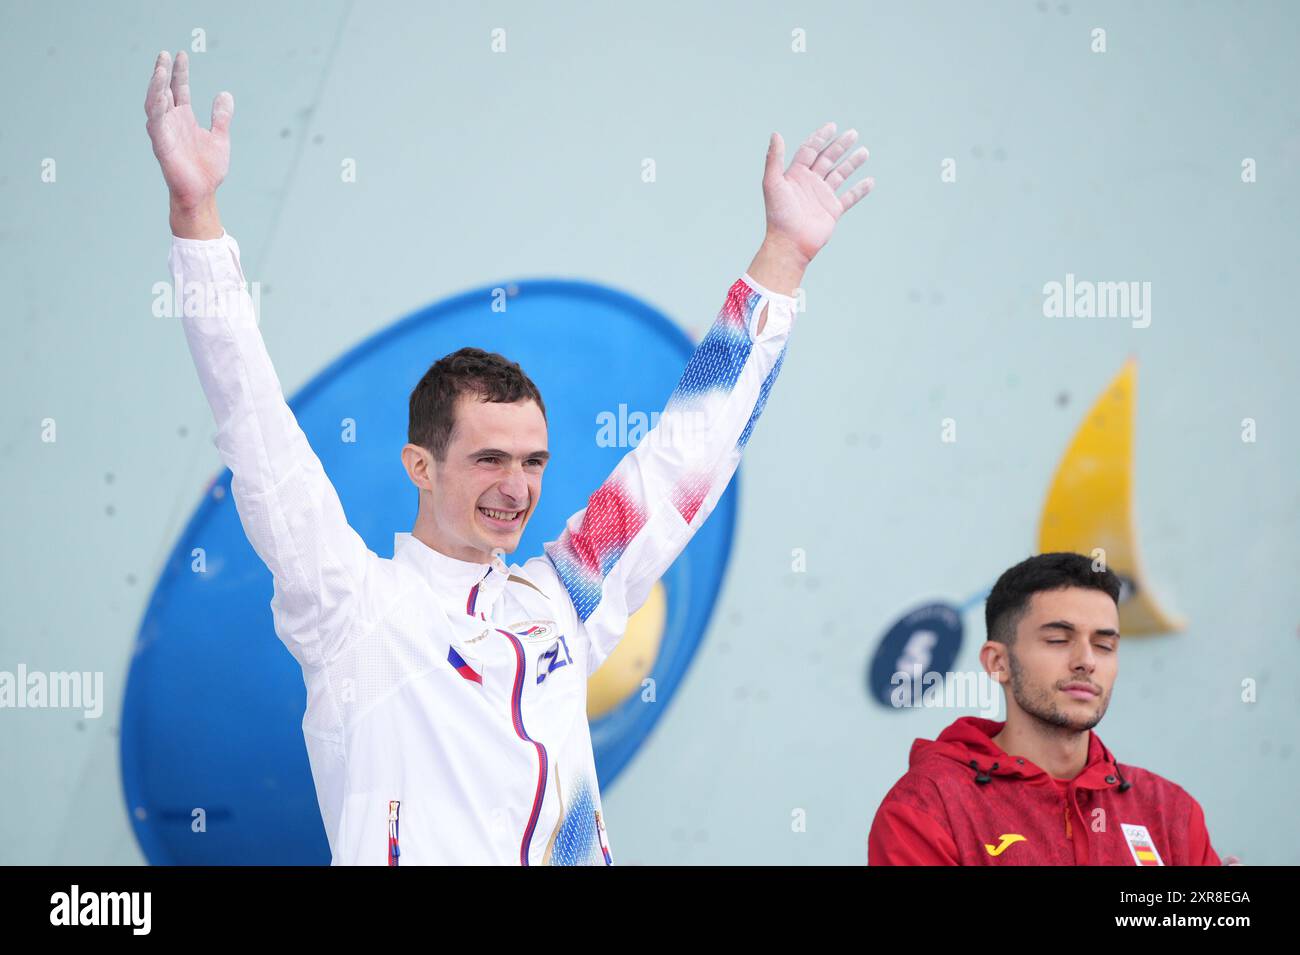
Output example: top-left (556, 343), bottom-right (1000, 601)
top-left (144, 50), bottom-right (233, 224)
top-left (761, 122), bottom-right (873, 266)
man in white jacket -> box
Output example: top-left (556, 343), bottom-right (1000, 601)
top-left (144, 49), bottom-right (873, 865)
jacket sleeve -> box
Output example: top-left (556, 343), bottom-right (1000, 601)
top-left (169, 230), bottom-right (376, 669)
top-left (539, 274), bottom-right (797, 673)
top-left (869, 797), bottom-right (962, 866)
top-left (1185, 796), bottom-right (1222, 866)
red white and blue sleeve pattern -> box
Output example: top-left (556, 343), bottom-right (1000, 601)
top-left (542, 274), bottom-right (798, 672)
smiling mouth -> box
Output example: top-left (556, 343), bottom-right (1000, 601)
top-left (478, 506), bottom-right (524, 525)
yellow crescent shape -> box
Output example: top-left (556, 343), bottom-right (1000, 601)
top-left (1037, 358), bottom-right (1184, 635)
top-left (586, 580), bottom-right (667, 719)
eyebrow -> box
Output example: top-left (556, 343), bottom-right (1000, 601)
top-left (1040, 621), bottom-right (1120, 638)
top-left (469, 448), bottom-right (550, 462)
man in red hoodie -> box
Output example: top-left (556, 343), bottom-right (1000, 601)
top-left (868, 552), bottom-right (1221, 865)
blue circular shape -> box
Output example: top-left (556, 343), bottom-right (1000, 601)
top-left (122, 278), bottom-right (737, 864)
top-left (867, 601), bottom-right (964, 710)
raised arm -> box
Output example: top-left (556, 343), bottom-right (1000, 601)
top-left (533, 122), bottom-right (873, 670)
top-left (145, 51), bottom-right (375, 668)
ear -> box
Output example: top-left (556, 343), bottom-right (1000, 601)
top-left (979, 641), bottom-right (1009, 684)
top-left (401, 443), bottom-right (434, 491)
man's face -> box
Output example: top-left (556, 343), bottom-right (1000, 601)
top-left (1003, 587), bottom-right (1120, 733)
top-left (422, 394), bottom-right (549, 563)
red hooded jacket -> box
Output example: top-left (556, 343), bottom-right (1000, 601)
top-left (869, 717), bottom-right (1220, 866)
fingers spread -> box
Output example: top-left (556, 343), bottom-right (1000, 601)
top-left (826, 144), bottom-right (869, 191)
top-left (812, 128), bottom-right (858, 178)
top-left (791, 121), bottom-right (836, 170)
top-left (171, 50), bottom-right (191, 107)
top-left (144, 50), bottom-right (172, 117)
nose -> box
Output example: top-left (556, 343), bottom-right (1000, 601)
top-left (1069, 642), bottom-right (1098, 676)
top-left (498, 467), bottom-right (529, 506)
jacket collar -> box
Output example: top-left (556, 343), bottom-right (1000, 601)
top-left (392, 532), bottom-right (511, 610)
top-left (915, 716), bottom-right (1128, 792)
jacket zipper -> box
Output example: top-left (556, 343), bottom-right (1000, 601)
top-left (497, 628), bottom-right (548, 866)
top-left (388, 800), bottom-right (401, 866)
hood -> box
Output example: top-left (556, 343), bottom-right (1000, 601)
top-left (909, 716), bottom-right (1135, 793)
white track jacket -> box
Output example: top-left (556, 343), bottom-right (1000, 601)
top-left (169, 230), bottom-right (797, 865)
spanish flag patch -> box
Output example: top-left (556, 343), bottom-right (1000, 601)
top-left (1121, 823), bottom-right (1164, 866)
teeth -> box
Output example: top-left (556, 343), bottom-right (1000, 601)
top-left (480, 507), bottom-right (520, 521)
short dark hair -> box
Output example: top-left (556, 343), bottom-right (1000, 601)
top-left (408, 347), bottom-right (546, 462)
top-left (985, 552), bottom-right (1122, 645)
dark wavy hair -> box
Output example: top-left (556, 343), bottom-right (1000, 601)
top-left (407, 347), bottom-right (546, 462)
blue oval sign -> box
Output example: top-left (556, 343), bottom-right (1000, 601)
top-left (867, 601), bottom-right (964, 710)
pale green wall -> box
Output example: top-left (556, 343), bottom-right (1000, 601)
top-left (1, 0), bottom-right (1295, 864)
